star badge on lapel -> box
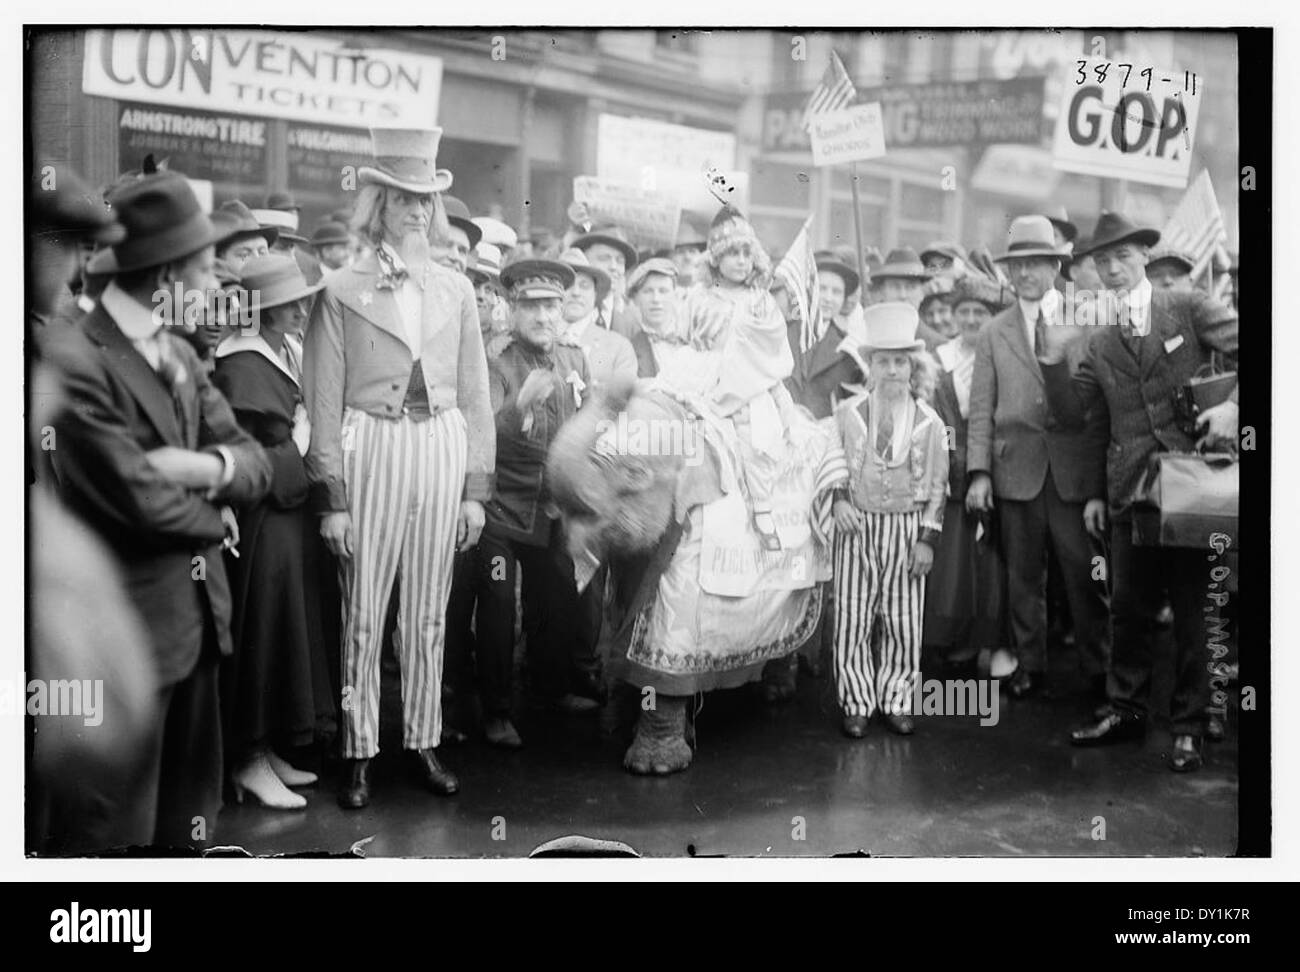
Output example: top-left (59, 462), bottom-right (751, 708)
top-left (359, 290), bottom-right (374, 307)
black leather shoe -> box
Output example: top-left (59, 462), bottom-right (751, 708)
top-left (882, 713), bottom-right (915, 735)
top-left (1170, 734), bottom-right (1204, 772)
top-left (337, 758), bottom-right (371, 810)
top-left (414, 748), bottom-right (459, 795)
top-left (841, 715), bottom-right (869, 738)
top-left (572, 671), bottom-right (608, 706)
top-left (1206, 714), bottom-right (1226, 742)
top-left (1070, 710), bottom-right (1145, 747)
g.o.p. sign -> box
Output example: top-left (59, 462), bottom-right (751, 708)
top-left (1051, 59), bottom-right (1202, 189)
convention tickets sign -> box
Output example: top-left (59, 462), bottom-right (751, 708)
top-left (809, 103), bottom-right (887, 166)
top-left (118, 104), bottom-right (268, 184)
top-left (763, 77), bottom-right (1045, 153)
top-left (572, 176), bottom-right (681, 252)
top-left (1051, 58), bottom-right (1202, 188)
top-left (84, 29), bottom-right (443, 128)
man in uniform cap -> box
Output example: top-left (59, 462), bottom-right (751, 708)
top-left (966, 215), bottom-right (1111, 700)
top-left (467, 257), bottom-right (597, 746)
top-left (1040, 211), bottom-right (1238, 772)
top-left (42, 171), bottom-right (273, 849)
top-left (304, 126), bottom-right (494, 807)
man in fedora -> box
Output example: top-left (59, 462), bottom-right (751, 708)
top-left (303, 126), bottom-right (495, 807)
top-left (434, 194), bottom-right (483, 275)
top-left (255, 193), bottom-right (321, 285)
top-left (213, 200), bottom-right (277, 274)
top-left (310, 221), bottom-right (354, 273)
top-left (44, 170), bottom-right (272, 848)
top-left (966, 215), bottom-right (1111, 699)
top-left (867, 246), bottom-right (946, 349)
top-left (1039, 211), bottom-right (1238, 772)
top-left (573, 224), bottom-right (642, 341)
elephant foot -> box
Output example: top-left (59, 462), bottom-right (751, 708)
top-left (759, 653), bottom-right (798, 704)
top-left (623, 695), bottom-right (692, 776)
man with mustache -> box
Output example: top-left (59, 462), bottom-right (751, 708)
top-left (303, 127), bottom-right (494, 808)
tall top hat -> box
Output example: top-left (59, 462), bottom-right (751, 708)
top-left (860, 301), bottom-right (925, 353)
top-left (94, 171), bottom-right (222, 274)
top-left (358, 127), bottom-right (454, 195)
top-left (994, 215), bottom-right (1073, 262)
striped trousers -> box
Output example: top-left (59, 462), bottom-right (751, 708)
top-left (832, 509), bottom-right (925, 718)
top-left (338, 407), bottom-right (466, 758)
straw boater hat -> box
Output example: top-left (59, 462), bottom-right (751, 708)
top-left (472, 216), bottom-right (518, 251)
top-left (86, 171), bottom-right (223, 274)
top-left (1074, 211), bottom-right (1161, 258)
top-left (500, 257), bottom-right (575, 301)
top-left (559, 247), bottom-right (611, 301)
top-left (358, 127), bottom-right (454, 194)
top-left (993, 215), bottom-right (1073, 263)
top-left (468, 242), bottom-right (503, 286)
top-left (860, 301), bottom-right (925, 354)
top-left (237, 253), bottom-right (324, 314)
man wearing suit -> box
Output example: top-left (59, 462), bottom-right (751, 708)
top-left (303, 127), bottom-right (495, 808)
top-left (786, 258), bottom-right (865, 420)
top-left (46, 172), bottom-right (272, 849)
top-left (967, 216), bottom-right (1111, 698)
top-left (1040, 212), bottom-right (1238, 772)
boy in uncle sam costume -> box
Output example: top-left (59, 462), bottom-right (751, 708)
top-left (827, 302), bottom-right (948, 739)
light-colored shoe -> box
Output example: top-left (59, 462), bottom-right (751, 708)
top-left (233, 754), bottom-right (307, 810)
top-left (267, 751), bottom-right (317, 787)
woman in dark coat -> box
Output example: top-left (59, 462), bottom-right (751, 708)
top-left (923, 279), bottom-right (1009, 672)
top-left (213, 254), bottom-right (335, 809)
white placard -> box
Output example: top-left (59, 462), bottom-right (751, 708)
top-left (809, 103), bottom-right (887, 167)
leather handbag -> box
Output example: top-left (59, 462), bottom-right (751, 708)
top-left (1130, 451), bottom-right (1238, 549)
top-left (1174, 352), bottom-right (1237, 436)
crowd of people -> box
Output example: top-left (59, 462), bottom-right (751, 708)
top-left (27, 123), bottom-right (1239, 854)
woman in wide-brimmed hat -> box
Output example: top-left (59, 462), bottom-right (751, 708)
top-left (213, 254), bottom-right (335, 810)
top-left (923, 280), bottom-right (1010, 676)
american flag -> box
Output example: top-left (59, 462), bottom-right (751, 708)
top-left (774, 215), bottom-right (824, 354)
top-left (801, 50), bottom-right (857, 131)
top-left (1161, 169), bottom-right (1228, 282)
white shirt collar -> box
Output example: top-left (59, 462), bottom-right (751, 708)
top-left (100, 281), bottom-right (163, 341)
top-left (381, 242), bottom-right (409, 272)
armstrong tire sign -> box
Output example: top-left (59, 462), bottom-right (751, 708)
top-left (1051, 58), bottom-right (1202, 188)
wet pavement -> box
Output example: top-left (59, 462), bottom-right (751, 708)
top-left (214, 646), bottom-right (1239, 859)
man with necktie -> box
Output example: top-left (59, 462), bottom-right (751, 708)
top-left (966, 215), bottom-right (1111, 700)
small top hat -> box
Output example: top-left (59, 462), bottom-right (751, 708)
top-left (310, 221), bottom-right (352, 247)
top-left (626, 257), bottom-right (679, 297)
top-left (252, 207), bottom-right (306, 244)
top-left (872, 247), bottom-right (930, 281)
top-left (94, 171), bottom-right (222, 274)
top-left (560, 247), bottom-right (611, 300)
top-left (815, 258), bottom-right (860, 297)
top-left (442, 195), bottom-right (483, 249)
top-left (500, 257), bottom-right (575, 301)
top-left (214, 200), bottom-right (279, 249)
top-left (358, 127), bottom-right (454, 195)
top-left (237, 253), bottom-right (323, 313)
top-left (472, 216), bottom-right (518, 251)
top-left (1074, 211), bottom-right (1161, 258)
top-left (572, 225), bottom-right (638, 268)
top-left (860, 301), bottom-right (925, 353)
top-left (994, 215), bottom-right (1073, 262)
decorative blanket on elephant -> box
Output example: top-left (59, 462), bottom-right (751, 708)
top-left (621, 393), bottom-right (844, 689)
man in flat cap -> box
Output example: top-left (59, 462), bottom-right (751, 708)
top-left (303, 127), bottom-right (494, 807)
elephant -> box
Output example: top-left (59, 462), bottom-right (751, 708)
top-left (547, 375), bottom-right (842, 775)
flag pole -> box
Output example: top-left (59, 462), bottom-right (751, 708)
top-left (850, 161), bottom-right (868, 307)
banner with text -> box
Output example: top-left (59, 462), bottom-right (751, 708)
top-left (764, 77), bottom-right (1046, 153)
top-left (1051, 58), bottom-right (1202, 188)
top-left (572, 176), bottom-right (681, 253)
top-left (118, 104), bottom-right (268, 185)
top-left (84, 29), bottom-right (443, 128)
top-left (809, 103), bottom-right (887, 166)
